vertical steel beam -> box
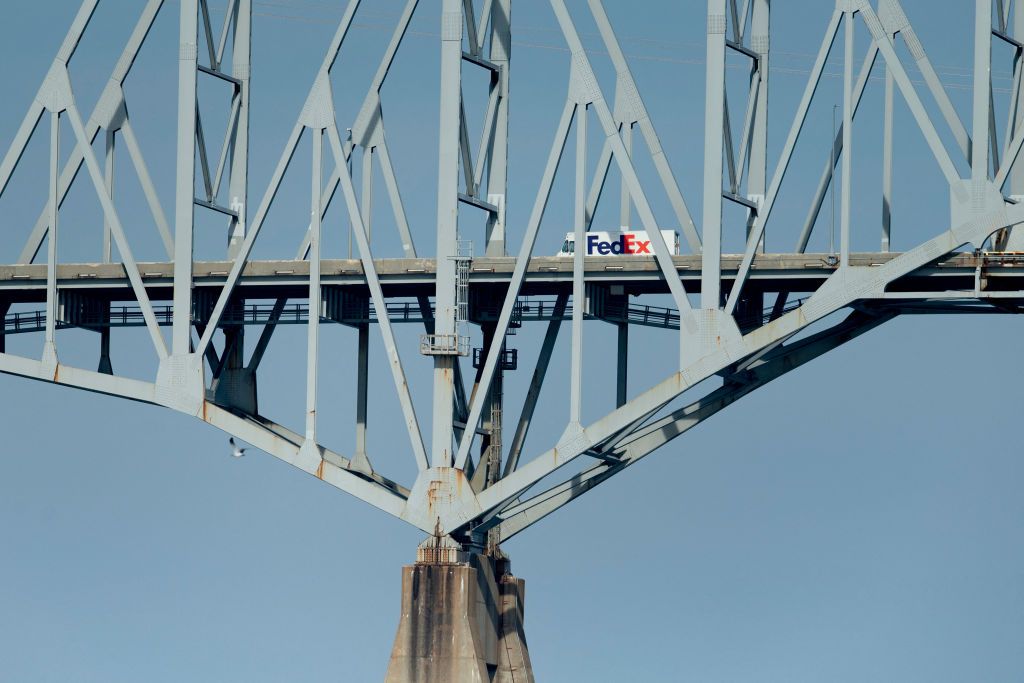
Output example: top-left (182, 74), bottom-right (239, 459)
top-left (362, 146), bottom-right (374, 244)
top-left (305, 128), bottom-right (323, 443)
top-left (355, 321), bottom-right (369, 461)
top-left (973, 0), bottom-right (993, 180)
top-left (570, 105), bottom-right (587, 425)
top-left (486, 0), bottom-right (511, 256)
top-left (840, 10), bottom-right (854, 267)
top-left (228, 0), bottom-right (251, 259)
top-left (99, 304), bottom-right (112, 375)
top-left (173, 0), bottom-right (199, 356)
top-left (749, 0), bottom-right (769, 243)
top-left (103, 129), bottom-right (114, 262)
top-left (702, 0), bottom-right (727, 309)
top-left (45, 111), bottom-right (59, 360)
top-left (616, 322), bottom-right (628, 408)
top-left (882, 38), bottom-right (894, 252)
top-left (432, 0), bottom-right (463, 468)
top-left (620, 123), bottom-right (632, 228)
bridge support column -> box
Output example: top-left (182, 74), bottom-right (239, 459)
top-left (385, 540), bottom-right (534, 683)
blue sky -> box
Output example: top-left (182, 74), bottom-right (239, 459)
top-left (0, 1), bottom-right (1022, 681)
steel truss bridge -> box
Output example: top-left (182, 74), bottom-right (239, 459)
top-left (3, 0), bottom-right (1024, 678)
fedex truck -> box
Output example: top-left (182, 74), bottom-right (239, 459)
top-left (557, 229), bottom-right (680, 257)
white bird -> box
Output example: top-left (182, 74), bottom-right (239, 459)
top-left (229, 437), bottom-right (247, 458)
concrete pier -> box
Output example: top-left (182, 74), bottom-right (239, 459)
top-left (385, 541), bottom-right (534, 682)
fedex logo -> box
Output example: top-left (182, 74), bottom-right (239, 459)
top-left (586, 233), bottom-right (651, 255)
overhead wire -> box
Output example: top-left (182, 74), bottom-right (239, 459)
top-left (231, 0), bottom-right (1016, 94)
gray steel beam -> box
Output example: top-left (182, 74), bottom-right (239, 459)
top-left (304, 128), bottom-right (324, 445)
top-left (840, 9), bottom-right (854, 267)
top-left (173, 0), bottom-right (199, 356)
top-left (749, 0), bottom-right (769, 235)
top-left (504, 294), bottom-right (568, 476)
top-left (431, 0), bottom-right (464, 469)
top-left (882, 36), bottom-right (894, 252)
top-left (1008, 0), bottom-right (1024, 249)
top-left (570, 103), bottom-right (587, 426)
top-left (103, 129), bottom-right (114, 263)
top-left (485, 0), bottom-right (511, 257)
top-left (228, 0), bottom-right (251, 259)
top-left (974, 0), bottom-right (994, 181)
top-left (44, 111), bottom-right (59, 364)
top-left (702, 0), bottom-right (727, 309)
top-left (860, 6), bottom-right (961, 186)
top-left (355, 322), bottom-right (370, 467)
top-left (246, 298), bottom-right (286, 372)
top-left (883, 0), bottom-right (971, 161)
top-left (616, 322), bottom-right (628, 408)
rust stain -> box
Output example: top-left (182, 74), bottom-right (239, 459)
top-left (52, 363), bottom-right (60, 382)
top-left (426, 479), bottom-right (446, 515)
top-left (201, 400), bottom-right (209, 422)
top-left (316, 459), bottom-right (325, 480)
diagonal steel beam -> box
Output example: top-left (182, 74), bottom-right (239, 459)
top-left (552, 0), bottom-right (692, 315)
top-left (326, 122), bottom-right (429, 471)
top-left (66, 99), bottom-right (169, 359)
top-left (17, 0), bottom-right (168, 264)
top-left (504, 294), bottom-right (568, 477)
top-left (588, 0), bottom-right (702, 253)
top-left (488, 310), bottom-right (894, 541)
top-left (796, 44), bottom-right (878, 253)
top-left (723, 8), bottom-right (842, 315)
top-left (0, 0), bottom-right (100, 202)
top-left (196, 0), bottom-right (362, 358)
top-left (452, 100), bottom-right (576, 471)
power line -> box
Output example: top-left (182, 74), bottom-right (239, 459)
top-left (183, 1), bottom-right (1017, 95)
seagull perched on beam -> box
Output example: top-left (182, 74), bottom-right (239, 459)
top-left (229, 437), bottom-right (247, 458)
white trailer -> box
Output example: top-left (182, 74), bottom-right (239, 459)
top-left (557, 229), bottom-right (680, 257)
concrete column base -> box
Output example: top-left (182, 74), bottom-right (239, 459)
top-left (385, 544), bottom-right (535, 683)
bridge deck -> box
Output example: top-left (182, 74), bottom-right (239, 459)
top-left (0, 252), bottom-right (1022, 304)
